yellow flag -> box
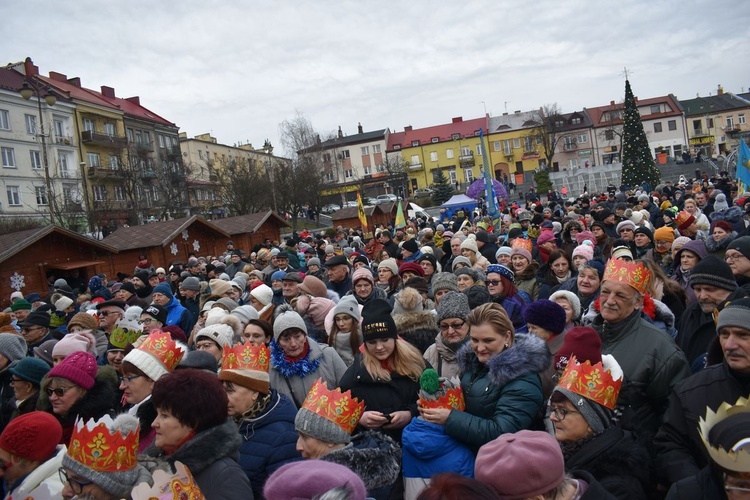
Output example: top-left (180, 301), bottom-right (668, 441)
top-left (357, 191), bottom-right (368, 230)
top-left (395, 200), bottom-right (406, 229)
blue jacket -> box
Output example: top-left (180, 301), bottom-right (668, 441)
top-left (163, 296), bottom-right (194, 336)
top-left (402, 417), bottom-right (474, 479)
top-left (236, 390), bottom-right (301, 498)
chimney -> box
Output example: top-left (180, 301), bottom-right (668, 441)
top-left (23, 57), bottom-right (39, 77)
top-left (357, 122), bottom-right (363, 134)
top-left (316, 134), bottom-right (321, 144)
top-left (337, 126), bottom-right (343, 139)
top-left (717, 84), bottom-right (724, 95)
top-left (126, 96), bottom-right (140, 105)
top-left (404, 126), bottom-right (412, 132)
top-left (502, 112), bottom-right (508, 115)
top-left (49, 71), bottom-right (68, 82)
top-left (452, 117), bottom-right (462, 123)
top-left (67, 77), bottom-right (81, 88)
top-left (101, 86), bottom-right (116, 98)
top-left (610, 100), bottom-right (615, 106)
top-left (514, 110), bottom-right (521, 114)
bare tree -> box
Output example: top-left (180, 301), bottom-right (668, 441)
top-left (525, 103), bottom-right (568, 170)
top-left (213, 156), bottom-right (274, 216)
top-left (380, 155), bottom-right (409, 199)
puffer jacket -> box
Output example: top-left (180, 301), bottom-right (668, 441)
top-left (423, 334), bottom-right (469, 379)
top-left (445, 333), bottom-right (550, 451)
top-left (402, 417), bottom-right (475, 500)
top-left (235, 390), bottom-right (301, 498)
top-left (5, 445), bottom-right (65, 498)
top-left (394, 310), bottom-right (439, 354)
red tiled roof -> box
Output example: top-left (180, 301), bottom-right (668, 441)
top-left (387, 116), bottom-right (488, 151)
top-left (91, 91), bottom-right (175, 127)
top-left (102, 216), bottom-right (229, 251)
top-left (37, 75), bottom-right (119, 110)
top-left (585, 94), bottom-right (683, 127)
top-left (211, 211), bottom-right (289, 235)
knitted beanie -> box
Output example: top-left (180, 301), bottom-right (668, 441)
top-left (152, 283), bottom-right (173, 300)
top-left (714, 193), bottom-right (729, 211)
top-left (54, 296), bottom-right (74, 311)
top-left (717, 298), bottom-right (750, 331)
top-left (672, 236), bottom-right (691, 251)
top-left (728, 236), bottom-right (750, 261)
top-left (181, 277), bottom-right (201, 291)
top-left (464, 284), bottom-right (491, 310)
top-left (209, 278), bottom-right (233, 298)
top-left (48, 351), bottom-right (97, 389)
top-left (393, 287), bottom-right (424, 315)
top-left (250, 284), bottom-right (274, 306)
top-left (215, 297), bottom-right (239, 312)
top-left (436, 291), bottom-right (471, 323)
top-left (402, 239), bottom-right (419, 254)
top-left (271, 270), bottom-right (287, 282)
top-left (10, 357), bottom-right (50, 386)
top-left (510, 247), bottom-right (532, 263)
top-left (554, 386), bottom-right (614, 434)
top-left (404, 277), bottom-right (429, 295)
top-left (377, 258), bottom-right (399, 276)
top-left (616, 220), bottom-right (636, 234)
top-left (273, 305), bottom-right (308, 340)
top-left (352, 268), bottom-right (374, 286)
top-left (53, 332), bottom-right (98, 358)
top-left (10, 299), bottom-right (31, 312)
top-left (0, 333), bottom-right (27, 363)
top-left (431, 272), bottom-right (459, 295)
top-left (495, 246), bottom-right (512, 260)
top-left (690, 255), bottom-right (737, 291)
top-left (62, 414), bottom-right (141, 498)
top-left (549, 291), bottom-right (582, 321)
top-left (554, 326), bottom-right (602, 371)
top-left (332, 295), bottom-right (361, 322)
top-left (204, 307), bottom-right (228, 326)
top-left (398, 262), bottom-right (425, 278)
top-left (523, 300), bottom-right (566, 336)
top-left (307, 257), bottom-right (321, 268)
top-left (195, 324), bottom-right (234, 349)
top-left (232, 305), bottom-right (259, 325)
top-left (361, 299), bottom-right (397, 342)
top-left (305, 298), bottom-right (336, 329)
top-left (218, 368), bottom-right (270, 395)
top-left (450, 256), bottom-right (472, 271)
top-left (460, 235), bottom-right (479, 254)
top-left (654, 226), bottom-right (676, 243)
top-left (0, 411), bottom-right (61, 461)
top-left (264, 460), bottom-right (367, 500)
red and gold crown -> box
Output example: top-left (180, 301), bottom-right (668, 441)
top-left (221, 343), bottom-right (270, 372)
top-left (67, 415), bottom-right (139, 472)
top-left (602, 258), bottom-right (652, 296)
top-left (557, 356), bottom-right (623, 410)
top-left (136, 330), bottom-right (185, 372)
top-left (699, 396), bottom-right (750, 472)
top-left (418, 376), bottom-right (465, 411)
top-left (131, 461), bottom-right (204, 500)
top-left (511, 237), bottom-right (533, 253)
top-left (301, 378), bottom-right (365, 435)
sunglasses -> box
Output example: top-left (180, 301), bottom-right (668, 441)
top-left (45, 386), bottom-right (74, 398)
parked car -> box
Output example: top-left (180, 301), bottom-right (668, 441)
top-left (321, 203), bottom-right (340, 214)
top-left (375, 194), bottom-right (398, 204)
top-left (414, 188), bottom-right (434, 197)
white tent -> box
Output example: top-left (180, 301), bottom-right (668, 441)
top-left (440, 194), bottom-right (476, 208)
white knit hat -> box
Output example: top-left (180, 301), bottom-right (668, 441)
top-left (460, 235), bottom-right (478, 254)
top-left (232, 305), bottom-right (259, 324)
top-left (250, 284), bottom-right (273, 306)
top-left (195, 324), bottom-right (234, 349)
top-left (205, 307), bottom-right (229, 326)
top-left (54, 296), bottom-right (74, 311)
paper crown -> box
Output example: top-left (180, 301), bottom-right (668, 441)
top-left (67, 415), bottom-right (139, 472)
top-left (221, 343), bottom-right (270, 372)
top-left (602, 258), bottom-right (652, 296)
top-left (699, 396), bottom-right (750, 472)
top-left (418, 370), bottom-right (465, 411)
top-left (301, 378), bottom-right (364, 435)
top-left (131, 461), bottom-right (204, 500)
top-left (110, 317), bottom-right (144, 349)
top-left (511, 237), bottom-right (533, 253)
top-left (557, 356), bottom-right (623, 410)
top-left (135, 330), bottom-right (185, 372)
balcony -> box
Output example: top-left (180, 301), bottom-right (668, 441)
top-left (81, 130), bottom-right (127, 149)
top-left (59, 169), bottom-right (77, 179)
top-left (689, 128), bottom-right (711, 138)
top-left (563, 143), bottom-right (577, 151)
top-left (64, 202), bottom-right (83, 212)
top-left (54, 135), bottom-right (75, 146)
top-left (87, 166), bottom-right (121, 177)
top-left (408, 163), bottom-right (424, 171)
top-left (133, 141), bottom-right (154, 153)
top-left (141, 169), bottom-right (157, 180)
top-left (459, 154), bottom-right (474, 167)
top-left (166, 145), bottom-right (181, 158)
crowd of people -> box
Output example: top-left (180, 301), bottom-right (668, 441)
top-left (2, 171), bottom-right (750, 498)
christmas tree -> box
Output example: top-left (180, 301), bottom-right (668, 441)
top-left (431, 170), bottom-right (454, 205)
top-left (621, 79), bottom-right (660, 189)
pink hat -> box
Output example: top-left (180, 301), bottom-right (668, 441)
top-left (52, 332), bottom-right (97, 358)
top-left (575, 230), bottom-right (596, 246)
top-left (536, 231), bottom-right (556, 246)
top-left (475, 430), bottom-right (565, 498)
top-left (352, 268), bottom-right (374, 286)
top-left (306, 297), bottom-right (336, 329)
top-left (510, 247), bottom-right (532, 263)
top-left (572, 243), bottom-right (594, 261)
top-left (48, 351), bottom-right (97, 390)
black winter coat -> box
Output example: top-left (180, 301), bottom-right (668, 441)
top-left (654, 360), bottom-right (750, 486)
top-left (565, 427), bottom-right (652, 499)
top-left (338, 354), bottom-right (422, 442)
top-left (665, 465), bottom-right (725, 500)
top-left (479, 241), bottom-right (498, 264)
top-left (574, 470), bottom-right (618, 500)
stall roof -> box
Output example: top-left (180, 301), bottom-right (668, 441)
top-left (103, 216), bottom-right (229, 251)
top-left (0, 226), bottom-right (118, 265)
top-left (210, 211), bottom-right (289, 236)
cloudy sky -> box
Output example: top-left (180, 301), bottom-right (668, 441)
top-left (5, 0), bottom-right (748, 157)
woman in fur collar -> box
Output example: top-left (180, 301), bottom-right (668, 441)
top-left (421, 303), bottom-right (550, 452)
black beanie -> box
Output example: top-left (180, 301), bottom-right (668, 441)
top-left (689, 255), bottom-right (737, 291)
top-left (361, 299), bottom-right (398, 342)
top-left (464, 285), bottom-right (491, 310)
top-left (402, 239), bottom-right (419, 254)
top-left (634, 226), bottom-right (654, 243)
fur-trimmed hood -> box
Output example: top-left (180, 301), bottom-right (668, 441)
top-left (322, 430), bottom-right (401, 491)
top-left (141, 419), bottom-right (242, 477)
top-left (456, 333), bottom-right (551, 387)
top-left (394, 311), bottom-right (438, 353)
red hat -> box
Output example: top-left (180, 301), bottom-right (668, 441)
top-left (0, 411), bottom-right (62, 461)
top-left (398, 262), bottom-right (425, 278)
top-left (48, 351), bottom-right (98, 390)
top-left (554, 326), bottom-right (602, 371)
top-left (676, 211), bottom-right (696, 231)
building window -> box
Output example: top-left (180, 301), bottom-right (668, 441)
top-left (430, 151), bottom-right (438, 162)
top-left (707, 118), bottom-right (714, 129)
top-left (411, 155), bottom-right (420, 165)
top-left (503, 140), bottom-right (513, 155)
top-left (564, 137), bottom-right (576, 150)
top-left (30, 150), bottom-right (42, 169)
top-left (373, 144), bottom-right (381, 154)
top-left (460, 146), bottom-right (471, 157)
top-left (411, 140), bottom-right (419, 147)
top-left (2, 147), bottom-right (15, 168)
top-left (465, 168), bottom-right (474, 183)
top-left (431, 137), bottom-right (439, 143)
top-left (158, 135), bottom-right (166, 148)
top-left (524, 137), bottom-right (534, 152)
top-left (739, 114), bottom-right (746, 125)
top-left (93, 185), bottom-right (106, 202)
top-left (87, 152), bottom-right (100, 167)
top-left (492, 141), bottom-right (500, 152)
top-left (668, 120), bottom-right (677, 131)
top-left (476, 145), bottom-right (483, 156)
top-left (446, 149), bottom-right (454, 159)
top-left (114, 186), bottom-right (125, 201)
top-left (513, 138), bottom-right (521, 149)
top-left (324, 172), bottom-right (334, 182)
top-left (127, 128), bottom-right (135, 142)
top-left (35, 187), bottom-right (48, 205)
top-left (0, 110), bottom-right (9, 130)
top-left (654, 122), bottom-right (663, 133)
top-left (54, 119), bottom-right (64, 139)
top-left (25, 114), bottom-right (37, 134)
top-left (6, 186), bottom-right (20, 206)
top-left (376, 163), bottom-right (385, 172)
top-left (571, 117), bottom-right (582, 124)
top-left (727, 116), bottom-right (735, 128)
top-left (361, 146), bottom-right (369, 155)
top-left (605, 130), bottom-right (615, 140)
top-left (344, 170), bottom-right (353, 179)
top-left (363, 165), bottom-right (372, 175)
top-left (452, 133), bottom-right (459, 140)
top-left (448, 170), bottom-right (457, 184)
top-left (341, 150), bottom-right (350, 159)
top-left (109, 155), bottom-right (119, 170)
top-left (650, 105), bottom-right (661, 114)
top-left (83, 118), bottom-right (95, 132)
top-left (577, 134), bottom-right (588, 143)
top-left (144, 131), bottom-right (151, 145)
top-left (198, 150), bottom-right (203, 160)
top-left (104, 123), bottom-right (116, 136)
top-left (59, 154), bottom-right (70, 177)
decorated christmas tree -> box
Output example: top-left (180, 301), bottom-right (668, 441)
top-left (621, 79), bottom-right (660, 189)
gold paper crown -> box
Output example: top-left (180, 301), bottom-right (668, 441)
top-left (301, 378), bottom-right (365, 435)
top-left (699, 396), bottom-right (750, 472)
top-left (67, 416), bottom-right (139, 472)
top-left (110, 317), bottom-right (143, 349)
top-left (602, 258), bottom-right (652, 296)
top-left (136, 330), bottom-right (184, 372)
top-left (511, 237), bottom-right (533, 253)
top-left (557, 356), bottom-right (623, 410)
top-left (131, 461), bottom-right (205, 500)
top-left (418, 376), bottom-right (466, 411)
top-left (221, 343), bottom-right (270, 372)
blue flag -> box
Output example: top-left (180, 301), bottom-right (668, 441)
top-left (479, 129), bottom-right (498, 218)
top-left (738, 140), bottom-right (750, 196)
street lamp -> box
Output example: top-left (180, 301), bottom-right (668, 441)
top-left (264, 140), bottom-right (278, 213)
top-left (19, 79), bottom-right (57, 224)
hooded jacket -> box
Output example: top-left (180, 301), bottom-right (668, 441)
top-left (141, 419), bottom-right (253, 500)
top-left (5, 445), bottom-right (65, 498)
top-left (423, 334), bottom-right (469, 379)
top-left (445, 333), bottom-right (550, 451)
top-left (394, 309), bottom-right (439, 354)
top-left (163, 295), bottom-right (194, 336)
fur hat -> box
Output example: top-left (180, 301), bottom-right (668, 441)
top-left (48, 351), bottom-right (97, 390)
top-left (431, 272), bottom-right (459, 295)
top-left (523, 300), bottom-right (566, 336)
top-left (436, 291), bottom-right (471, 323)
top-left (52, 332), bottom-right (98, 358)
top-left (273, 305), bottom-right (307, 340)
top-left (393, 287), bottom-right (424, 315)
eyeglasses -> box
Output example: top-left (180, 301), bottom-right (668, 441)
top-left (724, 473), bottom-right (750, 494)
top-left (618, 228), bottom-right (634, 233)
top-left (121, 374), bottom-right (143, 384)
top-left (10, 377), bottom-right (25, 384)
top-left (59, 467), bottom-right (93, 495)
top-left (486, 280), bottom-right (502, 286)
top-left (141, 318), bottom-right (153, 324)
top-left (21, 326), bottom-right (43, 333)
top-left (726, 253), bottom-right (746, 262)
top-left (439, 321), bottom-right (465, 332)
top-left (98, 310), bottom-right (120, 317)
top-left (45, 386), bottom-right (73, 398)
top-left (655, 240), bottom-right (672, 246)
top-left (548, 406), bottom-right (581, 421)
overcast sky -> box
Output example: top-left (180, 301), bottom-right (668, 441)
top-left (5, 0), bottom-right (748, 157)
